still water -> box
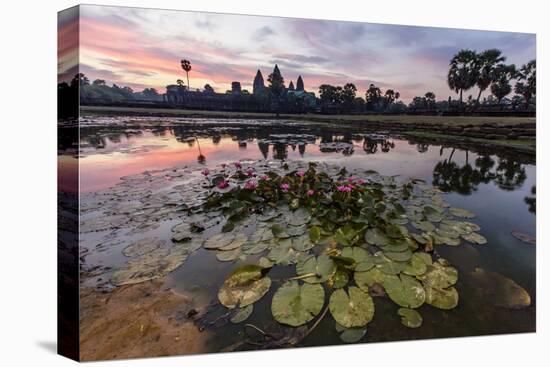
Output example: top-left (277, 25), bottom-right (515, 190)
top-left (74, 117), bottom-right (535, 350)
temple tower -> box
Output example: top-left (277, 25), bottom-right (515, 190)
top-left (253, 70), bottom-right (265, 95)
top-left (296, 75), bottom-right (304, 91)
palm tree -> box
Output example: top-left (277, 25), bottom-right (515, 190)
top-left (425, 92), bottom-right (436, 110)
top-left (490, 64), bottom-right (516, 104)
top-left (447, 49), bottom-right (479, 104)
top-left (475, 49), bottom-right (506, 104)
top-left (180, 59), bottom-right (192, 89)
top-left (514, 60), bottom-right (536, 109)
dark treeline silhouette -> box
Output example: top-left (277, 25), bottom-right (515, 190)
top-left (72, 48), bottom-right (535, 116)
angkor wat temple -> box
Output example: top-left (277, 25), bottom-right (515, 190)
top-left (164, 65), bottom-right (317, 113)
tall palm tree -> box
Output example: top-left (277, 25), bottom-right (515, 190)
top-left (180, 59), bottom-right (192, 89)
top-left (475, 49), bottom-right (506, 104)
top-left (425, 92), bottom-right (436, 110)
top-left (447, 49), bottom-right (479, 104)
top-left (514, 60), bottom-right (536, 109)
top-left (490, 64), bottom-right (516, 104)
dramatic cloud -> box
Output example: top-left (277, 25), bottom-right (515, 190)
top-left (73, 5), bottom-right (535, 102)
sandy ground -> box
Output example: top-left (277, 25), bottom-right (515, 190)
top-left (79, 280), bottom-right (211, 361)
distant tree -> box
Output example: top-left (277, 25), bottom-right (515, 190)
top-left (142, 88), bottom-right (159, 98)
top-left (342, 83), bottom-right (357, 104)
top-left (71, 73), bottom-right (89, 88)
top-left (425, 92), bottom-right (436, 109)
top-left (267, 64), bottom-right (285, 116)
top-left (92, 79), bottom-right (106, 86)
top-left (475, 49), bottom-right (506, 104)
top-left (203, 84), bottom-right (215, 94)
top-left (319, 84), bottom-right (338, 105)
top-left (385, 89), bottom-right (396, 104)
top-left (490, 64), bottom-right (516, 104)
top-left (365, 84), bottom-right (382, 110)
top-left (180, 59), bottom-right (192, 89)
top-left (176, 79), bottom-right (186, 89)
top-left (514, 60), bottom-right (536, 109)
top-left (447, 49), bottom-right (479, 103)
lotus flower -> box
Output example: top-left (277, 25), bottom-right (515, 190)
top-left (337, 185), bottom-right (353, 193)
top-left (244, 180), bottom-right (258, 190)
top-left (280, 183), bottom-right (290, 192)
top-left (307, 189), bottom-right (315, 196)
top-left (217, 180), bottom-right (229, 189)
top-left (259, 174), bottom-right (269, 181)
top-left (246, 168), bottom-right (255, 177)
top-left (201, 168), bottom-right (210, 176)
top-left (296, 171), bottom-right (305, 177)
top-left (234, 162), bottom-right (242, 170)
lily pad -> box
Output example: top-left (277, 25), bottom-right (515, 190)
top-left (449, 207), bottom-right (475, 218)
top-left (402, 253), bottom-right (430, 276)
top-left (417, 260), bottom-right (458, 289)
top-left (287, 208), bottom-right (311, 226)
top-left (462, 232), bottom-right (487, 245)
top-left (296, 254), bottom-right (336, 284)
top-left (122, 238), bottom-right (165, 257)
top-left (330, 268), bottom-right (350, 289)
top-left (271, 281), bottom-right (325, 326)
top-left (341, 247), bottom-right (375, 271)
top-left (373, 252), bottom-right (406, 275)
top-left (329, 287), bottom-right (374, 328)
top-left (335, 324), bottom-right (367, 343)
top-left (230, 304), bottom-right (254, 323)
top-left (216, 247), bottom-right (242, 262)
top-left (242, 240), bottom-right (271, 255)
top-left (424, 285), bottom-right (459, 310)
top-left (204, 233), bottom-right (235, 250)
top-left (218, 265), bottom-right (272, 309)
top-left (365, 228), bottom-right (390, 246)
top-left (309, 226), bottom-right (322, 243)
top-left (354, 268), bottom-right (388, 293)
top-left (383, 274), bottom-right (426, 309)
top-left (219, 233), bottom-right (248, 250)
top-left (397, 308), bottom-right (423, 328)
top-left (112, 246), bottom-right (188, 286)
top-left (267, 238), bottom-right (306, 265)
top-left (412, 221), bottom-right (435, 232)
top-left (291, 234), bottom-right (316, 252)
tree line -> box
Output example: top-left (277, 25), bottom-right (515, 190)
top-left (447, 49), bottom-right (535, 109)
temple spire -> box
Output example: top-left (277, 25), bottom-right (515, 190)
top-left (288, 81), bottom-right (295, 91)
top-left (296, 75), bottom-right (304, 91)
top-left (253, 69), bottom-right (265, 95)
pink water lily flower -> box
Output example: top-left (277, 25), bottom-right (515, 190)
top-left (244, 180), bottom-right (258, 190)
top-left (246, 168), bottom-right (255, 177)
top-left (280, 183), bottom-right (290, 192)
top-left (337, 185), bottom-right (353, 193)
top-left (201, 168), bottom-right (210, 176)
top-left (259, 174), bottom-right (269, 181)
top-left (357, 178), bottom-right (366, 185)
top-left (234, 162), bottom-right (242, 170)
top-left (296, 171), bottom-right (305, 177)
top-left (217, 180), bottom-right (229, 189)
top-left (348, 176), bottom-right (355, 183)
top-left (307, 189), bottom-right (315, 196)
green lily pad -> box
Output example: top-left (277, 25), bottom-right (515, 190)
top-left (267, 238), bottom-right (306, 265)
top-left (402, 252), bottom-right (430, 276)
top-left (258, 256), bottom-right (274, 268)
top-left (218, 265), bottom-right (271, 309)
top-left (291, 234), bottom-right (316, 252)
top-left (271, 281), bottom-right (325, 326)
top-left (354, 268), bottom-right (388, 293)
top-left (462, 232), bottom-right (487, 245)
top-left (412, 221), bottom-right (435, 232)
top-left (309, 226), bottom-right (322, 243)
top-left (397, 308), bottom-right (423, 328)
top-left (216, 247), bottom-right (242, 262)
top-left (296, 254), bottom-right (336, 284)
top-left (242, 240), bottom-right (271, 255)
top-left (417, 260), bottom-right (458, 289)
top-left (373, 251), bottom-right (406, 275)
top-left (287, 208), bottom-right (311, 226)
top-left (341, 247), bottom-right (375, 271)
top-left (449, 207), bottom-right (475, 218)
top-left (272, 223), bottom-right (290, 238)
top-left (384, 249), bottom-right (413, 262)
top-left (331, 268), bottom-right (350, 289)
top-left (329, 287), bottom-right (374, 328)
top-left (383, 274), bottom-right (426, 309)
top-left (287, 224), bottom-right (307, 237)
top-left (230, 304), bottom-right (253, 323)
top-left (365, 228), bottom-right (390, 246)
top-left (424, 285), bottom-right (459, 309)
top-left (112, 246), bottom-right (188, 286)
top-left (219, 233), bottom-right (248, 250)
top-left (204, 233), bottom-right (235, 250)
top-left (335, 324), bottom-right (367, 343)
top-left (122, 238), bottom-right (165, 257)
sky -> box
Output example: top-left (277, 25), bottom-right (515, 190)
top-left (58, 5), bottom-right (536, 102)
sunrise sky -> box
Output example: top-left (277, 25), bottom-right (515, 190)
top-left (58, 5), bottom-right (536, 102)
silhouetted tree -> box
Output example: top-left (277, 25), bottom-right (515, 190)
top-left (475, 49), bottom-right (506, 104)
top-left (268, 64), bottom-right (285, 117)
top-left (180, 59), bottom-right (192, 89)
top-left (448, 49), bottom-right (478, 103)
top-left (514, 60), bottom-right (536, 109)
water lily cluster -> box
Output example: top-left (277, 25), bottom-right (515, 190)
top-left (192, 160), bottom-right (492, 344)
